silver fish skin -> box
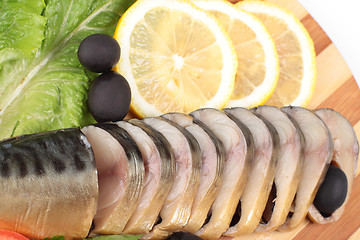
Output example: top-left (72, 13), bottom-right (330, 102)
top-left (82, 124), bottom-right (144, 235)
top-left (191, 108), bottom-right (253, 240)
top-left (141, 117), bottom-right (201, 239)
top-left (308, 108), bottom-right (359, 223)
top-left (253, 105), bottom-right (305, 232)
top-left (223, 107), bottom-right (279, 236)
top-left (162, 112), bottom-right (226, 233)
top-left (118, 119), bottom-right (175, 234)
top-left (280, 106), bottom-right (333, 230)
top-left (0, 128), bottom-right (98, 240)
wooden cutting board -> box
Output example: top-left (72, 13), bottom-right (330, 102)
top-left (224, 0), bottom-right (360, 239)
top-left (125, 0), bottom-right (360, 239)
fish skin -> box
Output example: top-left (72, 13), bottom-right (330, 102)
top-left (119, 119), bottom-right (175, 234)
top-left (191, 108), bottom-right (254, 240)
top-left (280, 106), bottom-right (333, 230)
top-left (308, 108), bottom-right (359, 223)
top-left (87, 124), bottom-right (144, 235)
top-left (253, 105), bottom-right (305, 232)
top-left (162, 112), bottom-right (226, 233)
top-left (141, 117), bottom-right (201, 239)
top-left (0, 128), bottom-right (98, 239)
top-left (223, 107), bottom-right (279, 236)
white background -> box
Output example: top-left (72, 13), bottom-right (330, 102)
top-left (298, 0), bottom-right (360, 88)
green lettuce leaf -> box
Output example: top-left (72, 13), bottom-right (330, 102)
top-left (0, 0), bottom-right (46, 57)
top-left (43, 236), bottom-right (65, 240)
top-left (0, 0), bottom-right (135, 140)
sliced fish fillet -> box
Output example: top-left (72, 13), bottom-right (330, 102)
top-left (82, 124), bottom-right (144, 235)
top-left (118, 120), bottom-right (175, 234)
top-left (253, 105), bottom-right (304, 232)
top-left (223, 107), bottom-right (279, 236)
top-left (0, 106), bottom-right (356, 239)
top-left (191, 108), bottom-right (253, 240)
top-left (162, 112), bottom-right (226, 233)
top-left (141, 117), bottom-right (201, 239)
top-left (280, 106), bottom-right (333, 230)
top-left (308, 108), bottom-right (359, 223)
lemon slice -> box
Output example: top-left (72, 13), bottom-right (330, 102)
top-left (236, 1), bottom-right (316, 107)
top-left (114, 0), bottom-right (237, 117)
top-left (193, 0), bottom-right (279, 108)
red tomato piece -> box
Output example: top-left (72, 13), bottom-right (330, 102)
top-left (0, 230), bottom-right (29, 240)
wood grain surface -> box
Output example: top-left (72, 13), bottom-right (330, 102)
top-left (226, 0), bottom-right (360, 239)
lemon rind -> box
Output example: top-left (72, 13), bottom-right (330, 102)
top-left (237, 1), bottom-right (316, 107)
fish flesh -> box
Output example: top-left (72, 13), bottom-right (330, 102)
top-left (223, 107), bottom-right (279, 236)
top-left (117, 120), bottom-right (175, 234)
top-left (280, 106), bottom-right (333, 230)
top-left (82, 124), bottom-right (144, 235)
top-left (162, 112), bottom-right (226, 233)
top-left (308, 108), bottom-right (359, 223)
top-left (253, 105), bottom-right (304, 232)
top-left (0, 106), bottom-right (356, 240)
top-left (0, 128), bottom-right (98, 239)
top-left (141, 117), bottom-right (202, 239)
top-left (191, 108), bottom-right (253, 239)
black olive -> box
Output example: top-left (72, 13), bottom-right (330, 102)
top-left (166, 232), bottom-right (202, 240)
top-left (88, 71), bottom-right (131, 123)
top-left (78, 34), bottom-right (120, 73)
top-left (313, 165), bottom-right (348, 216)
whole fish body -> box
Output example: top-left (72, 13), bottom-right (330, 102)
top-left (0, 106), bottom-right (357, 240)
